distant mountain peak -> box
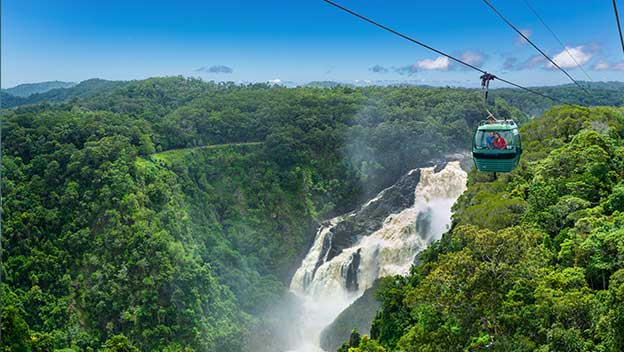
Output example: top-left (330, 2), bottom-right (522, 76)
top-left (3, 80), bottom-right (76, 97)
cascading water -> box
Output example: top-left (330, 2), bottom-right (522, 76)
top-left (288, 161), bottom-right (467, 351)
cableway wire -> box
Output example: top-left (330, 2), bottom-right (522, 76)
top-left (522, 0), bottom-right (593, 82)
top-left (321, 0), bottom-right (572, 106)
top-left (481, 0), bottom-right (590, 95)
top-left (614, 0), bottom-right (624, 57)
top-left (0, 0), bottom-right (4, 342)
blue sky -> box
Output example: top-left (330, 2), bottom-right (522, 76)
top-left (3, 0), bottom-right (624, 88)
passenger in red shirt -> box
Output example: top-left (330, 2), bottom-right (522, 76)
top-left (493, 132), bottom-right (507, 149)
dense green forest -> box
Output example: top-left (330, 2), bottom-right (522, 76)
top-left (1, 77), bottom-right (525, 351)
top-left (341, 105), bottom-right (624, 351)
top-left (2, 76), bottom-right (624, 351)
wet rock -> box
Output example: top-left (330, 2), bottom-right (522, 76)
top-left (319, 281), bottom-right (381, 352)
top-left (415, 207), bottom-right (432, 239)
top-left (314, 169), bottom-right (421, 268)
top-left (434, 162), bottom-right (447, 173)
top-left (341, 248), bottom-right (362, 291)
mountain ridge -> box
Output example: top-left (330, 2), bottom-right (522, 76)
top-left (2, 81), bottom-right (76, 97)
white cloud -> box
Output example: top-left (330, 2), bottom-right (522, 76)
top-left (593, 61), bottom-right (611, 71)
top-left (548, 46), bottom-right (592, 69)
top-left (415, 56), bottom-right (449, 71)
top-left (397, 50), bottom-right (485, 74)
top-left (515, 28), bottom-right (532, 45)
top-left (460, 50), bottom-right (486, 67)
top-left (524, 55), bottom-right (546, 69)
top-left (268, 79), bottom-right (282, 84)
top-left (593, 60), bottom-right (624, 71)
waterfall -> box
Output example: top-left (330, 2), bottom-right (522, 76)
top-left (288, 161), bottom-right (467, 352)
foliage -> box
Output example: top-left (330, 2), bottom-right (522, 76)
top-left (100, 335), bottom-right (140, 352)
top-left (3, 76), bottom-right (622, 351)
top-left (2, 78), bottom-right (526, 350)
top-left (368, 105), bottom-right (624, 351)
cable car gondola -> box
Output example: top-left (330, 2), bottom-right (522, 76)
top-left (471, 73), bottom-right (522, 173)
top-left (472, 118), bottom-right (522, 172)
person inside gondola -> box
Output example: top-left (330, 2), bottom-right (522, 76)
top-left (485, 131), bottom-right (496, 148)
top-left (493, 132), bottom-right (507, 149)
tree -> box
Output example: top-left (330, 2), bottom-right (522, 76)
top-left (100, 335), bottom-right (140, 352)
top-left (1, 305), bottom-right (30, 352)
top-left (349, 336), bottom-right (386, 352)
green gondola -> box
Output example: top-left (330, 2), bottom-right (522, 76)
top-left (472, 119), bottom-right (522, 173)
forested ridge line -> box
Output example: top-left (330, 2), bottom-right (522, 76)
top-left (3, 77), bottom-right (624, 117)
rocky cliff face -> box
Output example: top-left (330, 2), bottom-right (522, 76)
top-left (307, 169), bottom-right (422, 290)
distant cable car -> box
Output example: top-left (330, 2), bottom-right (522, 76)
top-left (472, 117), bottom-right (522, 172)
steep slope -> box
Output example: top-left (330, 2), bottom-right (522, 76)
top-left (349, 105), bottom-right (624, 352)
top-left (319, 281), bottom-right (381, 352)
top-left (148, 143), bottom-right (319, 305)
top-left (1, 92), bottom-right (26, 108)
top-left (1, 110), bottom-right (250, 351)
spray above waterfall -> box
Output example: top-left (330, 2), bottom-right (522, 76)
top-left (288, 161), bottom-right (468, 351)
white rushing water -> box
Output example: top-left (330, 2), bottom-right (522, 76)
top-left (288, 161), bottom-right (467, 352)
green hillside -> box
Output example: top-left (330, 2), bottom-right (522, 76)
top-left (344, 105), bottom-right (624, 352)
